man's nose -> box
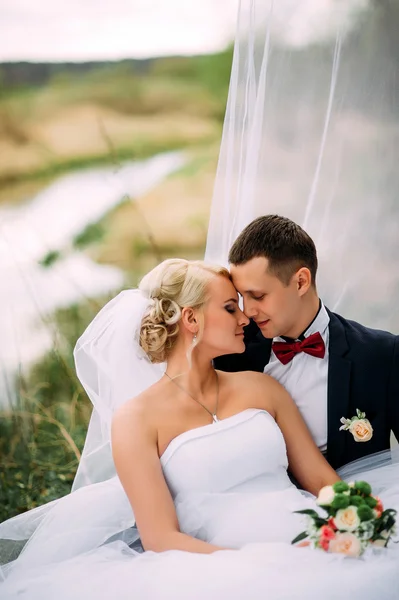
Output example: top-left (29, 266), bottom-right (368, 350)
top-left (238, 309), bottom-right (250, 327)
top-left (243, 298), bottom-right (257, 319)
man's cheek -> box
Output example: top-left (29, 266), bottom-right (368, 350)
top-left (260, 300), bottom-right (269, 314)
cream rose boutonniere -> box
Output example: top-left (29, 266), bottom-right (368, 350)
top-left (339, 409), bottom-right (373, 442)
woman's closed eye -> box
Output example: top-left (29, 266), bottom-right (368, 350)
top-left (225, 305), bottom-right (236, 314)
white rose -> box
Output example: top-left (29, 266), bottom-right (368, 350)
top-left (316, 485), bottom-right (335, 506)
top-left (349, 419), bottom-right (373, 442)
top-left (329, 533), bottom-right (362, 557)
top-left (334, 506), bottom-right (360, 532)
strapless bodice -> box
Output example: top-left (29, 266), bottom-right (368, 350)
top-left (161, 408), bottom-right (315, 547)
top-left (161, 409), bottom-right (292, 498)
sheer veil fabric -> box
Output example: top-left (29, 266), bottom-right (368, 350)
top-left (206, 0), bottom-right (399, 335)
top-left (0, 290), bottom-right (164, 578)
top-left (1, 0), bottom-right (399, 587)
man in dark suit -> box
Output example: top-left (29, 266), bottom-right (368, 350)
top-left (214, 215), bottom-right (399, 470)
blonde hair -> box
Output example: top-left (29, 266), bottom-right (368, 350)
top-left (139, 259), bottom-right (230, 363)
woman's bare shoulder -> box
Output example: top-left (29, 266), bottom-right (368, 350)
top-left (111, 381), bottom-right (166, 441)
top-left (216, 369), bottom-right (283, 416)
top-left (217, 369), bottom-right (279, 391)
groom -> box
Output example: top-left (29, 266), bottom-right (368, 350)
top-left (214, 215), bottom-right (399, 470)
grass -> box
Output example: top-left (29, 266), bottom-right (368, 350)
top-left (0, 394), bottom-right (86, 521)
top-left (0, 299), bottom-right (107, 522)
top-left (0, 51), bottom-right (232, 190)
top-left (0, 203), bottom-right (209, 524)
top-left (0, 51), bottom-right (230, 523)
top-left (0, 129), bottom-right (217, 188)
top-left (92, 144), bottom-right (218, 272)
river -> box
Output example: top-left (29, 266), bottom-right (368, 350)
top-left (0, 151), bottom-right (186, 406)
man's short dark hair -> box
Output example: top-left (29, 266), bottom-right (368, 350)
top-left (228, 215), bottom-right (318, 286)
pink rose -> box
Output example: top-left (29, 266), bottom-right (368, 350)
top-left (328, 517), bottom-right (338, 531)
top-left (320, 525), bottom-right (336, 541)
top-left (320, 538), bottom-right (330, 551)
top-left (329, 533), bottom-right (362, 557)
top-left (373, 496), bottom-right (384, 518)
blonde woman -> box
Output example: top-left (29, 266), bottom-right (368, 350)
top-left (1, 259), bottom-right (399, 599)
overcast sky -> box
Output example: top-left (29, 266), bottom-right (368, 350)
top-left (0, 0), bottom-right (369, 63)
top-left (0, 0), bottom-right (238, 62)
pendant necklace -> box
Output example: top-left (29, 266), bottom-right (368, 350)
top-left (164, 370), bottom-right (220, 423)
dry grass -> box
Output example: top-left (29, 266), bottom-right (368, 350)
top-left (0, 178), bottom-right (52, 205)
top-left (93, 144), bottom-right (220, 273)
top-left (0, 104), bottom-right (219, 183)
top-left (30, 105), bottom-right (217, 158)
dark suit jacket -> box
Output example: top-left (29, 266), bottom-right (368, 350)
top-left (214, 309), bottom-right (399, 470)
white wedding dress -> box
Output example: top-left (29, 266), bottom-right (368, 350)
top-left (2, 408), bottom-right (399, 599)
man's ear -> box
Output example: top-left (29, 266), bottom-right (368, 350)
top-left (295, 267), bottom-right (312, 296)
top-left (181, 307), bottom-right (198, 334)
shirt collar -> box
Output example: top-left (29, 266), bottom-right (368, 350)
top-left (304, 301), bottom-right (329, 338)
top-left (274, 300), bottom-right (330, 343)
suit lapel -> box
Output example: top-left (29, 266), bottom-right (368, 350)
top-left (244, 320), bottom-right (272, 372)
top-left (326, 310), bottom-right (351, 468)
top-left (250, 330), bottom-right (272, 371)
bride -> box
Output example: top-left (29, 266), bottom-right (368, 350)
top-left (1, 258), bottom-right (399, 599)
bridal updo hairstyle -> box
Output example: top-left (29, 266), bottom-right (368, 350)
top-left (139, 259), bottom-right (230, 363)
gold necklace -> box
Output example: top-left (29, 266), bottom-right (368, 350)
top-left (164, 371), bottom-right (220, 423)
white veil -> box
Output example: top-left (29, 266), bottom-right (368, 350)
top-left (72, 290), bottom-right (164, 491)
top-left (206, 0), bottom-right (399, 335)
top-left (1, 0), bottom-right (399, 579)
top-left (0, 290), bottom-right (163, 577)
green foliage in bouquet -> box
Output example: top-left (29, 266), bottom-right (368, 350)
top-left (292, 480), bottom-right (397, 557)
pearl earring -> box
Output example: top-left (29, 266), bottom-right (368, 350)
top-left (192, 334), bottom-right (197, 345)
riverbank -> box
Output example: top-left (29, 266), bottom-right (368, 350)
top-left (0, 106), bottom-right (219, 188)
top-left (93, 143), bottom-right (219, 277)
top-left (0, 54), bottom-right (226, 523)
top-left (0, 52), bottom-right (231, 190)
top-left (0, 143), bottom-right (220, 523)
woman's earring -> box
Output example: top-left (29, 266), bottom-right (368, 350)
top-left (192, 334), bottom-right (197, 346)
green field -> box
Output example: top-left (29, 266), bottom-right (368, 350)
top-left (0, 52), bottom-right (232, 187)
top-left (0, 51), bottom-right (232, 523)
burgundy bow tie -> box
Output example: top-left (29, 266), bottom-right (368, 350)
top-left (272, 332), bottom-right (325, 365)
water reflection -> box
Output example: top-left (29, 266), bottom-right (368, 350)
top-left (0, 152), bottom-right (185, 405)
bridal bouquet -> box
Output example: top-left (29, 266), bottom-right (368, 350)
top-left (292, 481), bottom-right (397, 557)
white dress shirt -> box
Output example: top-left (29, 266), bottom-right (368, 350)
top-left (264, 303), bottom-right (330, 451)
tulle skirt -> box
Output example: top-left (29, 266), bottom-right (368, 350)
top-left (1, 448), bottom-right (398, 600)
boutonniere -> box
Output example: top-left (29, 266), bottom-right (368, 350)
top-left (339, 409), bottom-right (373, 442)
top-left (339, 408), bottom-right (373, 442)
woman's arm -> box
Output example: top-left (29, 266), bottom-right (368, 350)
top-left (251, 374), bottom-right (340, 495)
top-left (111, 401), bottom-right (225, 554)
